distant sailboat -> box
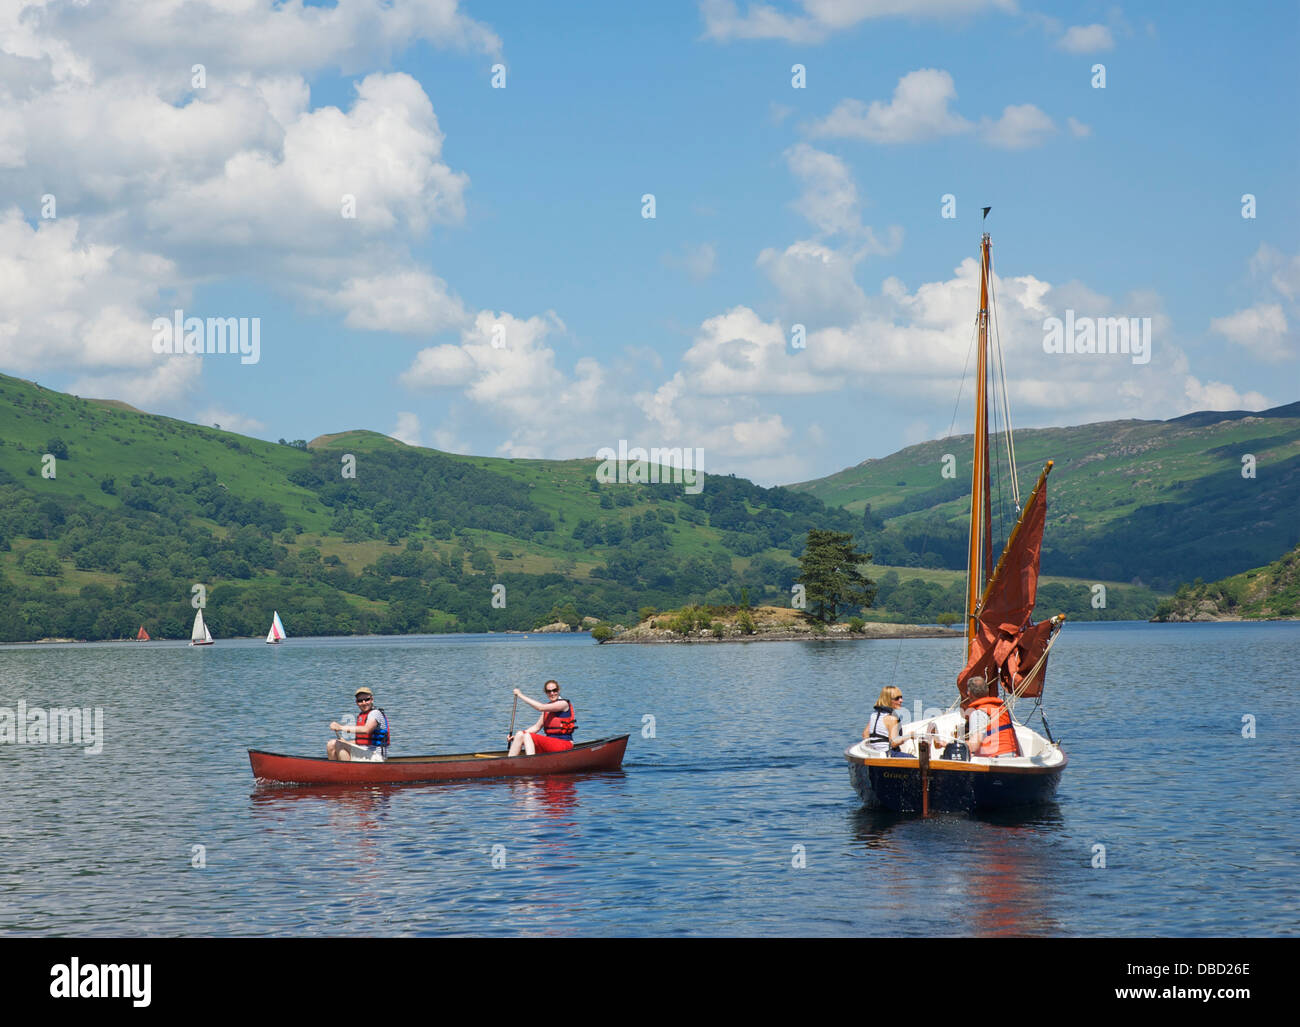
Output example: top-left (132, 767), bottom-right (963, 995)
top-left (136, 625), bottom-right (150, 641)
top-left (265, 610), bottom-right (287, 644)
top-left (190, 609), bottom-right (214, 646)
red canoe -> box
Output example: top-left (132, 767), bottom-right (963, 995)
top-left (248, 735), bottom-right (630, 786)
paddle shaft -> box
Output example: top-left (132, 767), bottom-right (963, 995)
top-left (508, 694), bottom-right (518, 741)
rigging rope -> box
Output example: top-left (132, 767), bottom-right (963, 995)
top-left (1001, 617), bottom-right (1064, 720)
top-left (987, 268), bottom-right (1021, 511)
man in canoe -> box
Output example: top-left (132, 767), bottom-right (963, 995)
top-left (327, 687), bottom-right (390, 762)
top-left (506, 680), bottom-right (576, 756)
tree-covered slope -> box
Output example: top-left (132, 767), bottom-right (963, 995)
top-left (0, 373), bottom-right (1167, 640)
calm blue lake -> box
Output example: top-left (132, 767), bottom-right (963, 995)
top-left (1, 622), bottom-right (1296, 936)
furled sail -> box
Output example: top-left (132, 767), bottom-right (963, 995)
top-left (958, 462), bottom-right (1058, 701)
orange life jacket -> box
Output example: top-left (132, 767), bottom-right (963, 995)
top-left (543, 700), bottom-right (576, 739)
top-left (967, 697), bottom-right (1018, 757)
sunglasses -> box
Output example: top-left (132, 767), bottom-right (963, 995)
top-left (356, 696), bottom-right (372, 703)
top-left (545, 688), bottom-right (559, 695)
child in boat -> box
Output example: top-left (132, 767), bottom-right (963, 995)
top-left (507, 681), bottom-right (576, 755)
top-left (327, 687), bottom-right (390, 762)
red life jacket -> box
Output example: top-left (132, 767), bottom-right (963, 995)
top-left (542, 699), bottom-right (576, 739)
top-left (967, 697), bottom-right (1018, 757)
top-left (355, 708), bottom-right (389, 748)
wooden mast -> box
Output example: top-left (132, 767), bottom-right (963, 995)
top-left (964, 233), bottom-right (992, 662)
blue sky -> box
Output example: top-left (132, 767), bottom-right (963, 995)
top-left (1, 1), bottom-right (1297, 484)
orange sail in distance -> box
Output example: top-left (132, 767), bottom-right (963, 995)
top-left (136, 625), bottom-right (150, 641)
top-left (957, 462), bottom-right (1060, 702)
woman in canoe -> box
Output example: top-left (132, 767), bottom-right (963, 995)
top-left (507, 680), bottom-right (576, 756)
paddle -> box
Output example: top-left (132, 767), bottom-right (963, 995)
top-left (507, 693), bottom-right (518, 744)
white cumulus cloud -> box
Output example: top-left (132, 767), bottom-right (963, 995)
top-left (1210, 304), bottom-right (1292, 362)
top-left (808, 69), bottom-right (972, 144)
top-left (1057, 24), bottom-right (1116, 53)
top-left (980, 104), bottom-right (1057, 149)
top-left (809, 70), bottom-right (1058, 150)
top-left (391, 411), bottom-right (422, 446)
top-left (701, 0), bottom-right (1015, 44)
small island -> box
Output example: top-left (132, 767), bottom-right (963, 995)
top-left (596, 528), bottom-right (958, 643)
top-left (1151, 544), bottom-right (1299, 621)
top-left (597, 604), bottom-right (958, 644)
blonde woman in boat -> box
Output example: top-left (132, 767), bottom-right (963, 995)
top-left (863, 685), bottom-right (909, 757)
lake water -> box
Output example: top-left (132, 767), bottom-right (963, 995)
top-left (1, 622), bottom-right (1296, 937)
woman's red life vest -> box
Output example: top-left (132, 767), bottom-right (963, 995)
top-left (542, 699), bottom-right (576, 740)
top-left (967, 697), bottom-right (1018, 757)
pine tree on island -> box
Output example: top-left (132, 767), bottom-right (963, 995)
top-left (796, 529), bottom-right (877, 624)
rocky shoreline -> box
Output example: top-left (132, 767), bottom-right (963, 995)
top-left (602, 605), bottom-right (958, 644)
top-left (603, 624), bottom-right (958, 643)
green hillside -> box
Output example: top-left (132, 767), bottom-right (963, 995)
top-left (1153, 545), bottom-right (1300, 620)
top-left (0, 373), bottom-right (1163, 641)
top-left (791, 404), bottom-right (1300, 590)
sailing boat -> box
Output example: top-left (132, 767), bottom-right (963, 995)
top-left (845, 226), bottom-right (1068, 814)
top-left (136, 625), bottom-right (150, 641)
top-left (265, 610), bottom-right (287, 644)
top-left (190, 608), bottom-right (214, 647)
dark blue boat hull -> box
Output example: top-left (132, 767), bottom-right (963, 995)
top-left (848, 756), bottom-right (1064, 813)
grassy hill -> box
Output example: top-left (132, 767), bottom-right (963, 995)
top-left (0, 372), bottom-right (1168, 641)
top-left (791, 403), bottom-right (1300, 589)
top-left (1153, 545), bottom-right (1300, 620)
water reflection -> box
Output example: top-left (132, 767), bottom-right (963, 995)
top-left (849, 807), bottom-right (913, 851)
top-left (504, 774), bottom-right (580, 826)
top-left (249, 785), bottom-right (395, 865)
top-left (962, 822), bottom-right (1065, 937)
top-left (847, 801), bottom-right (1067, 936)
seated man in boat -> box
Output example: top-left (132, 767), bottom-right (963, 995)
top-left (327, 687), bottom-right (390, 762)
top-left (964, 676), bottom-right (1020, 758)
top-left (863, 686), bottom-right (910, 757)
top-left (507, 680), bottom-right (576, 756)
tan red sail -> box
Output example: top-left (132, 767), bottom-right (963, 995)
top-left (958, 462), bottom-right (1055, 701)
